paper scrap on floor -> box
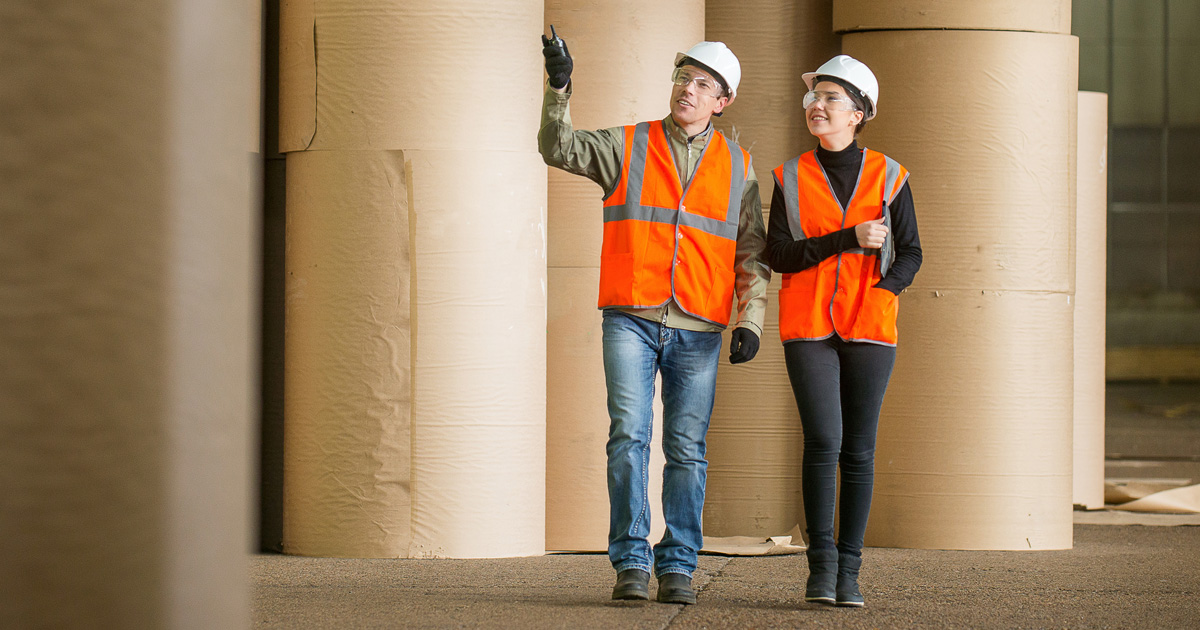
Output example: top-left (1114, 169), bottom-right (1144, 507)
top-left (701, 525), bottom-right (805, 556)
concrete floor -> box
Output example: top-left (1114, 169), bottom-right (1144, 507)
top-left (253, 383), bottom-right (1200, 629)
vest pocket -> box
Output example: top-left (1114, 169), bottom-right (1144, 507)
top-left (704, 266), bottom-right (736, 323)
top-left (864, 285), bottom-right (899, 339)
top-left (598, 252), bottom-right (636, 306)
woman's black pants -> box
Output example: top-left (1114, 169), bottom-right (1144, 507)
top-left (784, 336), bottom-right (895, 557)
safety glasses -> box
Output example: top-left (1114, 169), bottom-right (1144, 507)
top-left (802, 90), bottom-right (858, 112)
top-left (671, 67), bottom-right (726, 99)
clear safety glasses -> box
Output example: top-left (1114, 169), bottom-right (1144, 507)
top-left (802, 90), bottom-right (859, 112)
top-left (671, 67), bottom-right (726, 99)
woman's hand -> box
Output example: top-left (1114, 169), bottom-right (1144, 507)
top-left (854, 218), bottom-right (888, 249)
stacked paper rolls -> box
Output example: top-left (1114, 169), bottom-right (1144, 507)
top-left (544, 0), bottom-right (704, 552)
top-left (1073, 92), bottom-right (1108, 509)
top-left (840, 24), bottom-right (1078, 549)
top-left (281, 0), bottom-right (547, 558)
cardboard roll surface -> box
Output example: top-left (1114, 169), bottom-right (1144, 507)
top-left (284, 149), bottom-right (547, 558)
top-left (868, 288), bottom-right (1073, 550)
top-left (279, 0), bottom-right (542, 152)
top-left (833, 0), bottom-right (1071, 35)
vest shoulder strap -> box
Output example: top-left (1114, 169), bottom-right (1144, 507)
top-left (879, 152), bottom-right (909, 205)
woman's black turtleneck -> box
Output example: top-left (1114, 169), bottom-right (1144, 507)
top-left (765, 140), bottom-right (922, 295)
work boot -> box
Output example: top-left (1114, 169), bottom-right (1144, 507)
top-left (655, 572), bottom-right (697, 605)
top-left (836, 552), bottom-right (865, 607)
top-left (804, 547), bottom-right (838, 604)
top-left (611, 569), bottom-right (650, 600)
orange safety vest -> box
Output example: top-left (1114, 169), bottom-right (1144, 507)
top-left (598, 120), bottom-right (751, 326)
top-left (772, 149), bottom-right (909, 346)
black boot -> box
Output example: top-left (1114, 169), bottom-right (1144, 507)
top-left (836, 552), bottom-right (864, 607)
top-left (612, 569), bottom-right (650, 600)
top-left (655, 572), bottom-right (697, 605)
top-left (804, 547), bottom-right (838, 604)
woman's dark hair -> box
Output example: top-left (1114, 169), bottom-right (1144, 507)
top-left (814, 74), bottom-right (869, 135)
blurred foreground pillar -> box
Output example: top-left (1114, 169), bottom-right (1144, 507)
top-left (1, 0), bottom-right (260, 627)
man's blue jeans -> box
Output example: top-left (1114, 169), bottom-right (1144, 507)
top-left (601, 310), bottom-right (722, 578)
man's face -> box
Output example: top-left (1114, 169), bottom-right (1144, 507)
top-left (669, 64), bottom-right (730, 129)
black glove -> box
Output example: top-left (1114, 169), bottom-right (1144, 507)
top-left (728, 328), bottom-right (760, 364)
top-left (541, 34), bottom-right (573, 90)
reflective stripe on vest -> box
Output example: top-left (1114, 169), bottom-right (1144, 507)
top-left (597, 120), bottom-right (750, 325)
top-left (772, 148), bottom-right (908, 346)
top-left (879, 154), bottom-right (909, 277)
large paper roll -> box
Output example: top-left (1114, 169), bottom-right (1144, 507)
top-left (284, 149), bottom-right (547, 558)
top-left (2, 0), bottom-right (258, 626)
top-left (544, 0), bottom-right (703, 551)
top-left (279, 0), bottom-right (542, 153)
top-left (846, 30), bottom-right (1079, 293)
top-left (869, 290), bottom-right (1074, 550)
top-left (843, 30), bottom-right (1078, 550)
top-left (283, 150), bottom-right (414, 558)
top-left (1074, 92), bottom-right (1108, 509)
top-left (281, 0), bottom-right (547, 559)
top-left (833, 0), bottom-right (1071, 35)
top-left (407, 149), bottom-right (547, 558)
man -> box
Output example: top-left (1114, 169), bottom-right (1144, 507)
top-left (538, 32), bottom-right (770, 605)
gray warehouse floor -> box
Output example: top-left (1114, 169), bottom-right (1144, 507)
top-left (253, 383), bottom-right (1200, 629)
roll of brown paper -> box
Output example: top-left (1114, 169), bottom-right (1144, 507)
top-left (544, 0), bottom-right (703, 551)
top-left (279, 0), bottom-right (543, 153)
top-left (407, 149), bottom-right (548, 558)
top-left (280, 0), bottom-right (547, 558)
top-left (2, 0), bottom-right (258, 625)
top-left (833, 0), bottom-right (1071, 35)
top-left (283, 150), bottom-right (414, 558)
top-left (1074, 92), bottom-right (1108, 510)
top-left (843, 29), bottom-right (1078, 550)
top-left (869, 289), bottom-right (1074, 550)
top-left (284, 148), bottom-right (548, 558)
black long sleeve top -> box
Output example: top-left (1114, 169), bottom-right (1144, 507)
top-left (765, 140), bottom-right (922, 295)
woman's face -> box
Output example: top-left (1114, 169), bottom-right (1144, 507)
top-left (805, 80), bottom-right (864, 139)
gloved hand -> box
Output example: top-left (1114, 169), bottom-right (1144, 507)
top-left (541, 34), bottom-right (573, 90)
top-left (728, 327), bottom-right (760, 364)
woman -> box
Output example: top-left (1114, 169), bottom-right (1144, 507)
top-left (766, 55), bottom-right (921, 608)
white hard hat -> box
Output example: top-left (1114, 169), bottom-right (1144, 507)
top-left (802, 55), bottom-right (879, 120)
top-left (675, 41), bottom-right (741, 98)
